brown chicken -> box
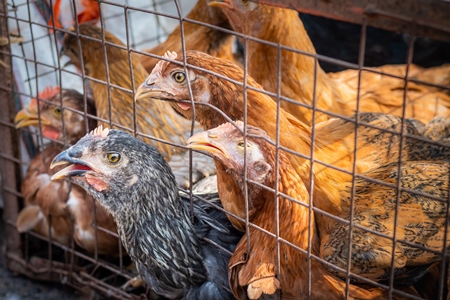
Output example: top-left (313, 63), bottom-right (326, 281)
top-left (15, 87), bottom-right (121, 255)
top-left (139, 0), bottom-right (240, 73)
top-left (209, 0), bottom-right (450, 125)
top-left (61, 24), bottom-right (215, 188)
top-left (188, 121), bottom-right (441, 299)
top-left (135, 51), bottom-right (450, 285)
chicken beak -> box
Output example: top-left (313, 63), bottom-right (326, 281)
top-left (208, 0), bottom-right (232, 9)
top-left (187, 131), bottom-right (229, 159)
top-left (14, 107), bottom-right (50, 129)
top-left (50, 150), bottom-right (93, 180)
top-left (134, 82), bottom-right (163, 101)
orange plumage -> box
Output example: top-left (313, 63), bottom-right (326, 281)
top-left (136, 51), bottom-right (450, 293)
top-left (210, 0), bottom-right (450, 125)
top-left (62, 24), bottom-right (216, 188)
top-left (188, 122), bottom-right (436, 299)
top-left (139, 0), bottom-right (240, 74)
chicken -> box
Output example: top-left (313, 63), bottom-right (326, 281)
top-left (136, 51), bottom-right (450, 230)
top-left (188, 121), bottom-right (440, 299)
top-left (209, 0), bottom-right (450, 125)
top-left (50, 126), bottom-right (242, 299)
top-left (14, 87), bottom-right (121, 255)
top-left (135, 50), bottom-right (450, 283)
top-left (61, 24), bottom-right (215, 188)
top-left (139, 0), bottom-right (240, 73)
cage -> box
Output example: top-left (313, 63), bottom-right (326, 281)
top-left (1, 0), bottom-right (450, 299)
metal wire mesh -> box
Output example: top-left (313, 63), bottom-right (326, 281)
top-left (1, 0), bottom-right (450, 299)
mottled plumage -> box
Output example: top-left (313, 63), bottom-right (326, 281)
top-left (189, 122), bottom-right (433, 299)
top-left (210, 0), bottom-right (450, 125)
top-left (136, 50), bottom-right (450, 286)
top-left (61, 24), bottom-right (215, 188)
top-left (50, 127), bottom-right (242, 299)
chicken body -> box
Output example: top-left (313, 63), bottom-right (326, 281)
top-left (188, 122), bottom-right (433, 299)
top-left (15, 88), bottom-right (120, 254)
top-left (210, 0), bottom-right (450, 125)
top-left (139, 0), bottom-right (239, 73)
top-left (62, 24), bottom-right (215, 188)
top-left (51, 127), bottom-right (242, 299)
top-left (136, 50), bottom-right (450, 283)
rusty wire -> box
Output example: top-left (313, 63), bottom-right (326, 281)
top-left (1, 0), bottom-right (450, 299)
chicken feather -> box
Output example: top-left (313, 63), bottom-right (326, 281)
top-left (15, 88), bottom-right (121, 255)
top-left (188, 122), bottom-right (434, 299)
top-left (62, 24), bottom-right (216, 188)
top-left (210, 0), bottom-right (450, 125)
top-left (50, 127), bottom-right (242, 299)
top-left (139, 0), bottom-right (240, 73)
top-left (136, 50), bottom-right (450, 285)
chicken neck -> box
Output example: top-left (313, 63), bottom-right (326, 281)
top-left (96, 169), bottom-right (208, 297)
top-left (242, 6), bottom-right (347, 125)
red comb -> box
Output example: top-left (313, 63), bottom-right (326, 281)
top-left (38, 86), bottom-right (61, 100)
top-left (78, 0), bottom-right (100, 24)
top-left (47, 0), bottom-right (63, 30)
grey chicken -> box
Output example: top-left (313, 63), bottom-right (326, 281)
top-left (50, 126), bottom-right (242, 299)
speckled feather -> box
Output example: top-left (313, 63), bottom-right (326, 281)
top-left (217, 1), bottom-right (450, 125)
top-left (190, 122), bottom-right (419, 299)
top-left (57, 129), bottom-right (242, 299)
top-left (323, 160), bottom-right (450, 282)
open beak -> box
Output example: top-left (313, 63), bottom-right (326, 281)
top-left (50, 150), bottom-right (93, 180)
top-left (134, 82), bottom-right (164, 102)
top-left (14, 107), bottom-right (50, 129)
top-left (187, 131), bottom-right (229, 159)
top-left (208, 0), bottom-right (232, 9)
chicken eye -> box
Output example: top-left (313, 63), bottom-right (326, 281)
top-left (172, 72), bottom-right (186, 83)
top-left (53, 107), bottom-right (62, 116)
top-left (237, 141), bottom-right (252, 148)
top-left (106, 152), bottom-right (121, 164)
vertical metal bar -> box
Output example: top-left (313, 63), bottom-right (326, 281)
top-left (437, 170), bottom-right (450, 299)
top-left (344, 17), bottom-right (367, 298)
top-left (0, 0), bottom-right (22, 265)
top-left (242, 36), bottom-right (252, 266)
top-left (388, 32), bottom-right (416, 300)
top-left (306, 49), bottom-right (319, 300)
top-left (273, 43), bottom-right (282, 289)
top-left (173, 0), bottom-right (195, 220)
top-left (98, 1), bottom-right (114, 129)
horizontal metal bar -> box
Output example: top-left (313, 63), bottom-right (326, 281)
top-left (254, 0), bottom-right (450, 43)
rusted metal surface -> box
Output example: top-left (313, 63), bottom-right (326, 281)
top-left (253, 0), bottom-right (450, 43)
top-left (0, 0), bottom-right (21, 267)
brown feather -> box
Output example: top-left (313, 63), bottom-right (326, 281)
top-left (216, 1), bottom-right (450, 125)
top-left (62, 24), bottom-right (216, 187)
top-left (139, 0), bottom-right (240, 73)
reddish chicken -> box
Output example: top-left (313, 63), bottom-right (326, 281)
top-left (135, 51), bottom-right (450, 285)
top-left (210, 0), bottom-right (450, 125)
top-left (61, 24), bottom-right (215, 188)
top-left (15, 87), bottom-right (121, 254)
top-left (188, 122), bottom-right (439, 299)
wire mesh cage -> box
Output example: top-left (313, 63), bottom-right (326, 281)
top-left (1, 0), bottom-right (450, 299)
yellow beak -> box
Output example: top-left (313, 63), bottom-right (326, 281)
top-left (14, 108), bottom-right (50, 129)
